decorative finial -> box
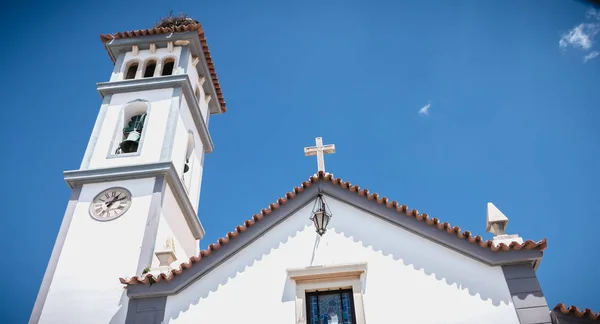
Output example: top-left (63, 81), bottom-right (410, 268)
top-left (485, 202), bottom-right (523, 246)
top-left (486, 202), bottom-right (509, 235)
top-left (304, 137), bottom-right (335, 173)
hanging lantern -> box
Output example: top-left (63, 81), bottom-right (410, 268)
top-left (310, 194), bottom-right (332, 236)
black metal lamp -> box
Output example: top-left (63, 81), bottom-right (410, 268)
top-left (310, 194), bottom-right (332, 236)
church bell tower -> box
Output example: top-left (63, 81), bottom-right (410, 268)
top-left (29, 16), bottom-right (226, 324)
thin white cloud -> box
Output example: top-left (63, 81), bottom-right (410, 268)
top-left (418, 102), bottom-right (431, 116)
top-left (559, 23), bottom-right (599, 50)
top-left (559, 9), bottom-right (600, 62)
top-left (584, 51), bottom-right (600, 62)
top-left (587, 8), bottom-right (600, 20)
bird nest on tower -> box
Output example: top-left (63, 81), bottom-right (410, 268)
top-left (153, 13), bottom-right (199, 29)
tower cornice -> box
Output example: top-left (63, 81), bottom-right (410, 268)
top-left (97, 74), bottom-right (214, 153)
top-left (64, 161), bottom-right (206, 239)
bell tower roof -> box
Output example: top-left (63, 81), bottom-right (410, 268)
top-left (99, 16), bottom-right (227, 113)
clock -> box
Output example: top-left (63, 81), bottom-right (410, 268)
top-left (89, 187), bottom-right (132, 221)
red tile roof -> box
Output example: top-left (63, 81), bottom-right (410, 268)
top-left (119, 171), bottom-right (547, 286)
top-left (100, 23), bottom-right (227, 113)
top-left (554, 303), bottom-right (600, 321)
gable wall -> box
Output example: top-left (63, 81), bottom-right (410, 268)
top-left (160, 194), bottom-right (520, 323)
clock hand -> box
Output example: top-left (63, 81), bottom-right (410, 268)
top-left (106, 196), bottom-right (126, 208)
top-left (106, 195), bottom-right (120, 208)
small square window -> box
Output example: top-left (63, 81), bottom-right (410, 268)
top-left (306, 289), bottom-right (356, 324)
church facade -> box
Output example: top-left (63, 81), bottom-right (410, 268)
top-left (29, 18), bottom-right (598, 324)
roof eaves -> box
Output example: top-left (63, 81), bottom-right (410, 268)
top-left (121, 171), bottom-right (547, 293)
top-left (554, 303), bottom-right (600, 321)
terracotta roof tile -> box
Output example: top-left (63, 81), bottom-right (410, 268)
top-left (100, 23), bottom-right (226, 113)
top-left (119, 171), bottom-right (547, 286)
top-left (554, 303), bottom-right (600, 320)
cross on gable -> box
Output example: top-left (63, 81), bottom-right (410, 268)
top-left (304, 137), bottom-right (336, 172)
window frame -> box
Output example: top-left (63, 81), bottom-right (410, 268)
top-left (287, 262), bottom-right (367, 324)
top-left (305, 288), bottom-right (357, 324)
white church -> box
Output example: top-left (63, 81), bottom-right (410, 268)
top-left (29, 16), bottom-right (598, 324)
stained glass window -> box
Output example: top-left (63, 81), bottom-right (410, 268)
top-left (306, 289), bottom-right (356, 324)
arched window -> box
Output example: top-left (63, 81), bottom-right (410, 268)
top-left (182, 132), bottom-right (195, 191)
top-left (115, 102), bottom-right (149, 154)
top-left (143, 60), bottom-right (157, 78)
top-left (125, 62), bottom-right (138, 80)
top-left (162, 58), bottom-right (175, 76)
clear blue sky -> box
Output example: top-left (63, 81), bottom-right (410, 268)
top-left (1, 0), bottom-right (599, 322)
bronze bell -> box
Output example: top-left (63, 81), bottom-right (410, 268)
top-left (119, 131), bottom-right (141, 153)
top-left (183, 158), bottom-right (190, 173)
top-left (119, 114), bottom-right (146, 154)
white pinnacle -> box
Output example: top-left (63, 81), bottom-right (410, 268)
top-left (486, 202), bottom-right (509, 236)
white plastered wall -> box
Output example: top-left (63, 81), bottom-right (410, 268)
top-left (171, 94), bottom-right (205, 212)
top-left (38, 178), bottom-right (156, 324)
top-left (163, 195), bottom-right (520, 324)
top-left (154, 184), bottom-right (200, 268)
top-left (184, 50), bottom-right (210, 124)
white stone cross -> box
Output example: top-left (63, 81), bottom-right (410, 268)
top-left (304, 137), bottom-right (336, 172)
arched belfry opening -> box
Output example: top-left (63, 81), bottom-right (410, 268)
top-left (115, 102), bottom-right (149, 154)
top-left (125, 62), bottom-right (138, 80)
top-left (182, 132), bottom-right (195, 190)
top-left (143, 60), bottom-right (157, 78)
top-left (162, 58), bottom-right (175, 76)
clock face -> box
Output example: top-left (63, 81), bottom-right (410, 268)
top-left (89, 187), bottom-right (132, 221)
